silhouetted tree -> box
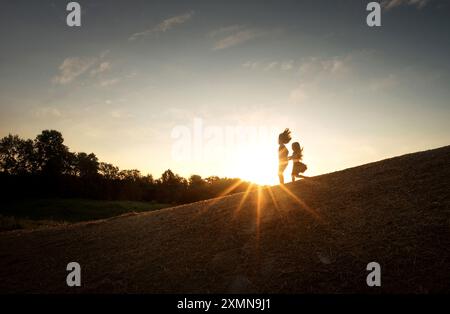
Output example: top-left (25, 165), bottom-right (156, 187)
top-left (0, 135), bottom-right (36, 174)
top-left (158, 169), bottom-right (188, 203)
top-left (161, 169), bottom-right (177, 185)
top-left (184, 174), bottom-right (207, 202)
top-left (119, 169), bottom-right (142, 181)
top-left (64, 152), bottom-right (78, 176)
top-left (35, 130), bottom-right (69, 176)
top-left (0, 130), bottom-right (254, 204)
top-left (99, 162), bottom-right (120, 180)
top-left (142, 174), bottom-right (154, 185)
top-left (76, 152), bottom-right (99, 178)
top-left (205, 176), bottom-right (220, 185)
top-left (189, 175), bottom-right (204, 187)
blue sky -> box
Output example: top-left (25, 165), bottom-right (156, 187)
top-left (1, 0), bottom-right (449, 184)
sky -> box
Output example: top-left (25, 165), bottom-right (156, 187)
top-left (0, 0), bottom-right (449, 185)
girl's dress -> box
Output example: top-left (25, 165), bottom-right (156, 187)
top-left (291, 150), bottom-right (306, 175)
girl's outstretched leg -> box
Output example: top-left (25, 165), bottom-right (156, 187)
top-left (279, 174), bottom-right (284, 185)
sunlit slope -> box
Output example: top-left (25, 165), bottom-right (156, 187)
top-left (0, 146), bottom-right (449, 293)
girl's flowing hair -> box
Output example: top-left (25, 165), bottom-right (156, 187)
top-left (292, 142), bottom-right (301, 152)
top-left (278, 128), bottom-right (292, 145)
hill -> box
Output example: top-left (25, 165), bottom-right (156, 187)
top-left (0, 146), bottom-right (449, 293)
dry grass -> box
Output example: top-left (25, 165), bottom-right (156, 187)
top-left (0, 146), bottom-right (449, 293)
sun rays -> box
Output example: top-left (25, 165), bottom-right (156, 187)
top-left (233, 183), bottom-right (255, 217)
top-left (255, 185), bottom-right (264, 240)
top-left (233, 180), bottom-right (322, 240)
top-left (195, 179), bottom-right (247, 216)
top-left (278, 183), bottom-right (322, 220)
top-left (193, 175), bottom-right (321, 243)
top-left (266, 186), bottom-right (281, 212)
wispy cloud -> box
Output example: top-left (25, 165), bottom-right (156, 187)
top-left (289, 55), bottom-right (353, 105)
top-left (242, 60), bottom-right (295, 72)
top-left (264, 61), bottom-right (279, 71)
top-left (208, 25), bottom-right (242, 37)
top-left (99, 78), bottom-right (120, 87)
top-left (212, 25), bottom-right (274, 50)
top-left (242, 61), bottom-right (260, 70)
top-left (90, 62), bottom-right (111, 76)
top-left (53, 51), bottom-right (111, 85)
top-left (298, 56), bottom-right (351, 77)
top-left (381, 0), bottom-right (431, 10)
top-left (52, 57), bottom-right (96, 85)
top-left (281, 60), bottom-right (294, 71)
top-left (129, 11), bottom-right (194, 41)
top-left (110, 109), bottom-right (133, 119)
top-left (243, 56), bottom-right (348, 74)
top-left (33, 106), bottom-right (62, 118)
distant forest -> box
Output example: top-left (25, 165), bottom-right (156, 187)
top-left (0, 130), bottom-right (254, 204)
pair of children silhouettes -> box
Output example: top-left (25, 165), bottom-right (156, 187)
top-left (278, 128), bottom-right (307, 185)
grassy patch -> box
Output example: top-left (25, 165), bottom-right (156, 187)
top-left (0, 215), bottom-right (66, 232)
top-left (0, 198), bottom-right (170, 231)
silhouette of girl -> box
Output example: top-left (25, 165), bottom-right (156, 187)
top-left (278, 129), bottom-right (292, 184)
top-left (289, 142), bottom-right (307, 182)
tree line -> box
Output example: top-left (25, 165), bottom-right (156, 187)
top-left (0, 130), bottom-right (254, 204)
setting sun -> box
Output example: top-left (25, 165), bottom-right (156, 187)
top-left (226, 143), bottom-right (279, 186)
